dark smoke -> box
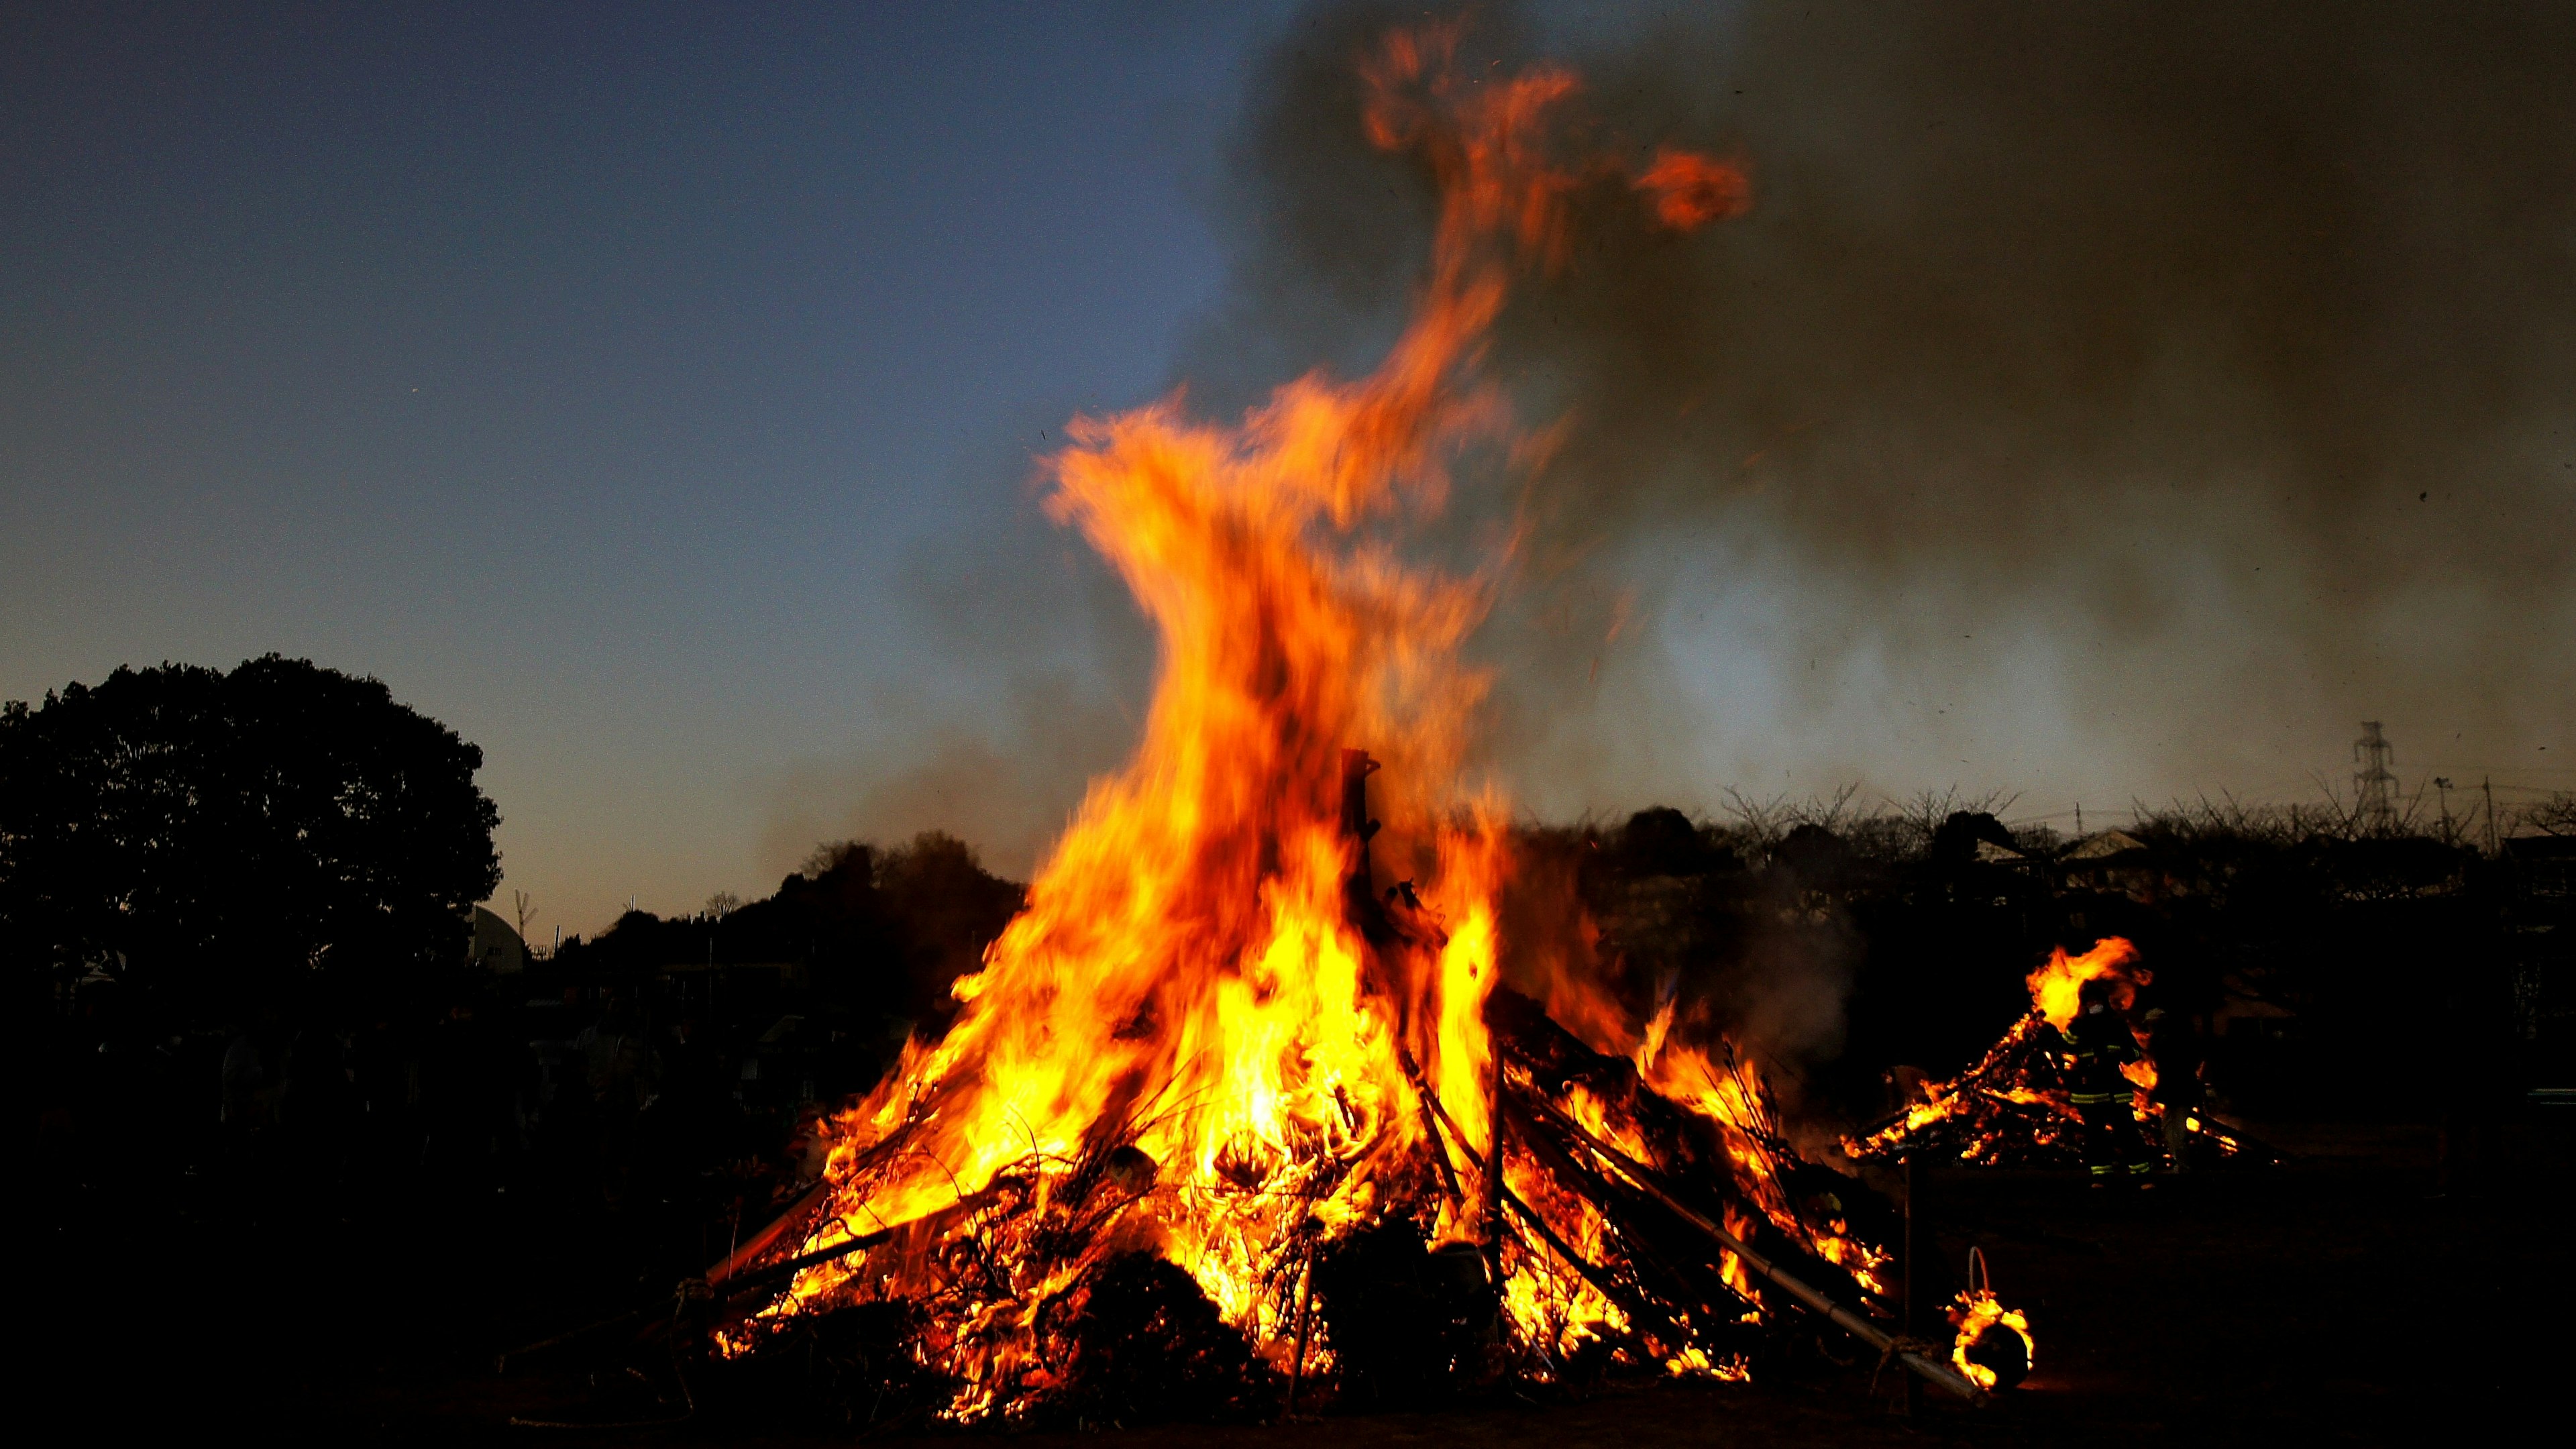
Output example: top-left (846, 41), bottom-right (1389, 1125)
top-left (1184, 1), bottom-right (2576, 810)
top-left (778, 1), bottom-right (2573, 909)
top-left (763, 498), bottom-right (1151, 884)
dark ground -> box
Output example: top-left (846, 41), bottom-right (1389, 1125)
top-left (37, 1116), bottom-right (2566, 1446)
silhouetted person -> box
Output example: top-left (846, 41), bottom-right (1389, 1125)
top-left (50, 978), bottom-right (154, 1196)
top-left (633, 1010), bottom-right (743, 1254)
top-left (421, 999), bottom-right (513, 1191)
top-left (221, 1010), bottom-right (280, 1139)
top-left (276, 1012), bottom-right (358, 1189)
top-left (2433, 951), bottom-right (2516, 1197)
top-left (2060, 978), bottom-right (2153, 1186)
top-left (347, 1014), bottom-right (410, 1179)
top-left (576, 991), bottom-right (652, 1208)
top-left (2143, 1004), bottom-right (2206, 1172)
top-left (646, 1014), bottom-right (739, 1164)
top-left (522, 1002), bottom-right (593, 1204)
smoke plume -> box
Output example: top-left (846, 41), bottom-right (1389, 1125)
top-left (775, 1), bottom-right (2573, 945)
top-left (1183, 0), bottom-right (2576, 814)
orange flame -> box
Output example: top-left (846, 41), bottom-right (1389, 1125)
top-left (732, 30), bottom-right (1754, 1417)
top-left (1635, 147), bottom-right (1752, 230)
top-left (2026, 936), bottom-right (2147, 1031)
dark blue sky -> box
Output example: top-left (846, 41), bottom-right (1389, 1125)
top-left (3, 3), bottom-right (1303, 930)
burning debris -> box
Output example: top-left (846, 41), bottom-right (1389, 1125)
top-left (1849, 937), bottom-right (2271, 1172)
top-left (705, 938), bottom-right (2000, 1425)
top-left (678, 29), bottom-right (2014, 1427)
top-left (1945, 1248), bottom-right (2034, 1394)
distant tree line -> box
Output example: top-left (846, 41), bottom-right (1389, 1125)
top-left (8, 652), bottom-right (2562, 1137)
top-left (549, 830), bottom-right (1025, 1037)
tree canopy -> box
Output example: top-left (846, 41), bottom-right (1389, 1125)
top-left (1, 655), bottom-right (501, 1014)
top-left (553, 830), bottom-right (1025, 1028)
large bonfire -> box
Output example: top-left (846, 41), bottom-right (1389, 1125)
top-left (711, 28), bottom-right (2004, 1421)
top-left (1849, 936), bottom-right (2267, 1170)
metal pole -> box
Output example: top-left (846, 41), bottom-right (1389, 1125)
top-left (1398, 1046), bottom-right (1466, 1208)
top-left (1285, 1253), bottom-right (1316, 1417)
top-left (1527, 1095), bottom-right (1986, 1404)
top-left (1902, 1153), bottom-right (1921, 1417)
top-left (1483, 1033), bottom-right (1507, 1284)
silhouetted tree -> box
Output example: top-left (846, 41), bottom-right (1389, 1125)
top-left (1, 656), bottom-right (501, 1016)
top-left (1928, 810), bottom-right (2019, 866)
top-left (1772, 823), bottom-right (1857, 894)
top-left (875, 831), bottom-right (1025, 1008)
top-left (1611, 806), bottom-right (1727, 879)
top-left (2520, 791), bottom-right (2576, 837)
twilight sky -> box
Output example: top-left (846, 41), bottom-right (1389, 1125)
top-left (7, 2), bottom-right (2571, 939)
top-left (3, 2), bottom-right (1298, 935)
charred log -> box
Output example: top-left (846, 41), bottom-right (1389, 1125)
top-left (1311, 1218), bottom-right (1491, 1409)
top-left (1050, 1253), bottom-right (1277, 1426)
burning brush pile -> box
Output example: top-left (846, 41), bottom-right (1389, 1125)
top-left (700, 30), bottom-right (2010, 1427)
top-left (1848, 938), bottom-right (2269, 1171)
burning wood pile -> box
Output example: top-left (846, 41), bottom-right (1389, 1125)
top-left (704, 924), bottom-right (2007, 1424)
top-left (691, 28), bottom-right (2018, 1426)
top-left (1847, 938), bottom-right (2268, 1171)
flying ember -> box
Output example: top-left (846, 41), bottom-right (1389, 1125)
top-left (708, 26), bottom-right (2000, 1419)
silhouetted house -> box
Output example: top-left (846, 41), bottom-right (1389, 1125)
top-left (657, 958), bottom-right (808, 1019)
top-left (1972, 839), bottom-right (2031, 868)
top-left (2058, 829), bottom-right (2163, 900)
top-left (2212, 977), bottom-right (2299, 1044)
top-left (467, 906), bottom-right (526, 975)
top-left (2496, 838), bottom-right (2574, 1092)
top-left (2062, 828), bottom-right (2147, 861)
top-left (2507, 835), bottom-right (2576, 900)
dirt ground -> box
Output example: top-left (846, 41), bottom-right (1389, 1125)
top-left (42, 1119), bottom-right (2565, 1445)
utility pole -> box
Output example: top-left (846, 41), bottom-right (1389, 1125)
top-left (1901, 1152), bottom-right (1922, 1418)
top-left (2353, 722), bottom-right (2398, 835)
top-left (2434, 777), bottom-right (2455, 846)
top-left (2482, 776), bottom-right (2499, 855)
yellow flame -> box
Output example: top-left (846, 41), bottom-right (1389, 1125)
top-left (729, 28), bottom-right (1752, 1418)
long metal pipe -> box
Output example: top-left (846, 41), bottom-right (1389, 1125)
top-left (1524, 1093), bottom-right (1987, 1405)
top-left (704, 1178), bottom-right (833, 1288)
top-left (712, 1224), bottom-right (894, 1300)
top-left (1412, 1069), bottom-right (1695, 1350)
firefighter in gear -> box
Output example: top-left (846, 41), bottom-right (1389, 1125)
top-left (2061, 977), bottom-right (2153, 1184)
top-left (2143, 1004), bottom-right (2206, 1173)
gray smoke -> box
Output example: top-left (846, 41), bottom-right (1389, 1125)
top-left (1181, 0), bottom-right (2576, 814)
top-left (777, 1), bottom-right (2574, 902)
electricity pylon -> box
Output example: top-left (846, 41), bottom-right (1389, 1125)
top-left (2353, 722), bottom-right (2397, 835)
